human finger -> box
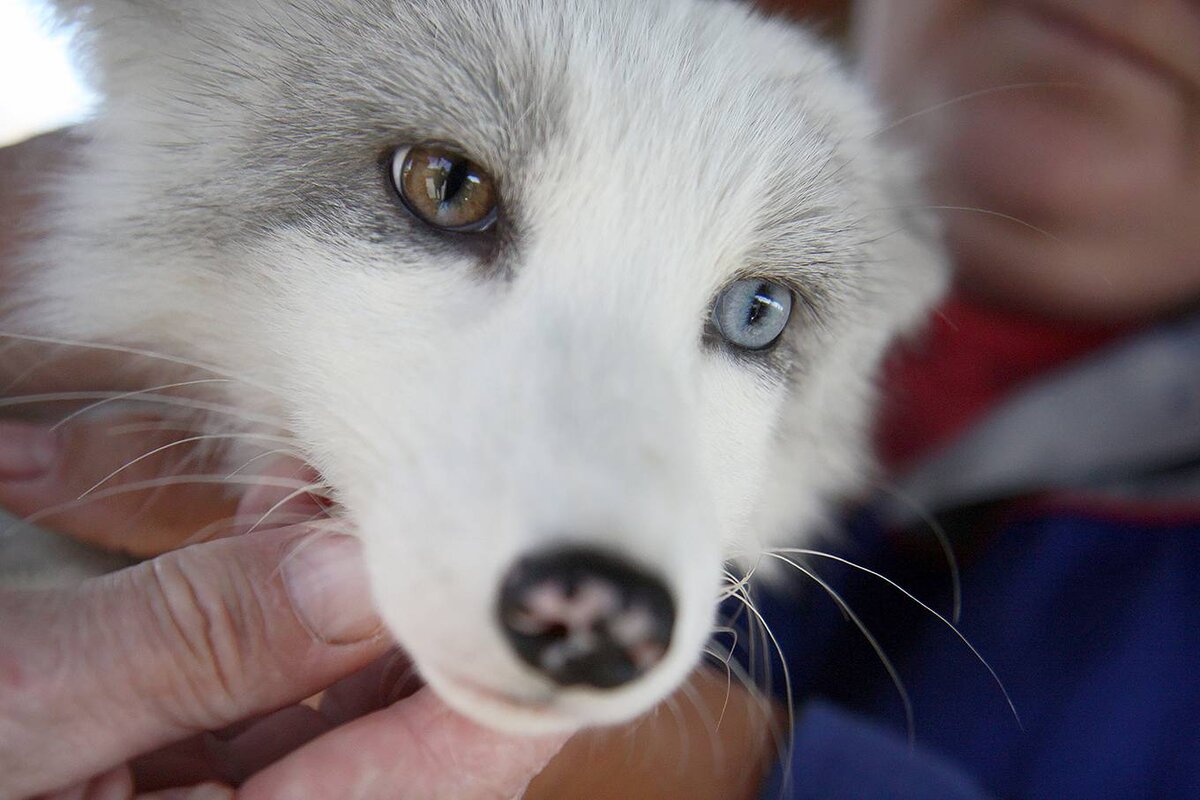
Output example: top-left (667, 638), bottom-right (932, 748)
top-left (137, 647), bottom-right (418, 788)
top-left (0, 527), bottom-right (388, 798)
top-left (240, 687), bottom-right (568, 800)
top-left (316, 647), bottom-right (419, 727)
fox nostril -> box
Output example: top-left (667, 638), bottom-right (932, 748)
top-left (497, 547), bottom-right (676, 690)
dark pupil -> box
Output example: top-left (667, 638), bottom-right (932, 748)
top-left (746, 284), bottom-right (774, 327)
top-left (431, 156), bottom-right (472, 205)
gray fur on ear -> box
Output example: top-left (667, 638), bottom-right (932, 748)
top-left (47, 0), bottom-right (240, 98)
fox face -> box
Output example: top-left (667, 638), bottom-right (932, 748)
top-left (20, 0), bottom-right (944, 731)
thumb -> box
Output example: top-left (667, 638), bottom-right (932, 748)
top-left (0, 527), bottom-right (388, 799)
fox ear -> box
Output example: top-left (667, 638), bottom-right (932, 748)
top-left (49, 0), bottom-right (205, 22)
top-left (45, 0), bottom-right (241, 101)
top-left (48, 0), bottom-right (193, 38)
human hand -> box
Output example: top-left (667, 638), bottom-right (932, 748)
top-left (0, 410), bottom-right (776, 800)
top-left (0, 352), bottom-right (569, 799)
top-left (0, 507), bottom-right (565, 800)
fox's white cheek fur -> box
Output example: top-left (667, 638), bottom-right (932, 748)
top-left (241, 232), bottom-right (735, 731)
top-left (17, 0), bottom-right (947, 732)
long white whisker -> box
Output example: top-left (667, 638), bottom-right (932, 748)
top-left (4, 474), bottom-right (326, 540)
top-left (245, 483), bottom-right (332, 535)
top-left (0, 331), bottom-right (285, 396)
top-left (763, 551), bottom-right (916, 748)
top-left (102, 420), bottom-right (294, 441)
top-left (721, 561), bottom-right (773, 694)
top-left (869, 480), bottom-right (963, 624)
top-left (724, 585), bottom-right (796, 796)
top-left (705, 630), bottom-right (786, 761)
top-left (78, 433), bottom-right (297, 498)
top-left (719, 564), bottom-right (758, 601)
top-left (773, 548), bottom-right (1022, 729)
top-left (915, 205), bottom-right (1062, 242)
top-left (871, 81), bottom-right (1082, 138)
top-left (50, 379), bottom-right (234, 431)
top-left (815, 81), bottom-right (1081, 196)
top-left (0, 390), bottom-right (285, 428)
top-left (225, 448), bottom-right (308, 479)
top-left (679, 677), bottom-right (724, 773)
top-left (705, 636), bottom-right (794, 789)
top-left (706, 624), bottom-right (762, 735)
top-left (0, 350), bottom-right (55, 395)
top-left (182, 510), bottom-right (336, 547)
top-left (703, 639), bottom-right (738, 732)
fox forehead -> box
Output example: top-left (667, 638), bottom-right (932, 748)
top-left (78, 0), bottom-right (872, 292)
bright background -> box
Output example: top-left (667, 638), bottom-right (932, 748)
top-left (0, 0), bottom-right (94, 146)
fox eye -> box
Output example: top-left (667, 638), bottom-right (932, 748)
top-left (712, 279), bottom-right (793, 351)
top-left (391, 144), bottom-right (498, 232)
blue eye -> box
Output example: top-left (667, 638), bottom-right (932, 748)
top-left (712, 280), bottom-right (793, 351)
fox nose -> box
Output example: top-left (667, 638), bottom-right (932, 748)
top-left (497, 548), bottom-right (675, 690)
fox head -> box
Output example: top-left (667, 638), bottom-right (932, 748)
top-left (20, 0), bottom-right (945, 731)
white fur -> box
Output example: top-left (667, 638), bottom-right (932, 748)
top-left (15, 0), bottom-right (946, 732)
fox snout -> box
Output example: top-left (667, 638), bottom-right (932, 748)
top-left (498, 547), bottom-right (676, 690)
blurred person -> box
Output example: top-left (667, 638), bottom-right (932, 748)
top-left (742, 1), bottom-right (1200, 797)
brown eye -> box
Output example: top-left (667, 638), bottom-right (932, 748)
top-left (391, 144), bottom-right (498, 232)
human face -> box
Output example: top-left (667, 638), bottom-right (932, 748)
top-left (855, 0), bottom-right (1200, 321)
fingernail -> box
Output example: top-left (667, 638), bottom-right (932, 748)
top-left (0, 420), bottom-right (58, 480)
top-left (283, 534), bottom-right (382, 645)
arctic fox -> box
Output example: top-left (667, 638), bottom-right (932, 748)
top-left (10, 0), bottom-right (945, 733)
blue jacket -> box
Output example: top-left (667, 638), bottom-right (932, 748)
top-left (756, 314), bottom-right (1200, 799)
